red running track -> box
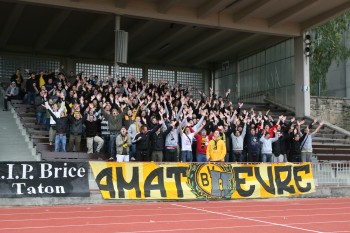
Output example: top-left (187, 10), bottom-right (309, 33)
top-left (0, 198), bottom-right (350, 233)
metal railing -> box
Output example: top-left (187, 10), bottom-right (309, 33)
top-left (312, 162), bottom-right (350, 187)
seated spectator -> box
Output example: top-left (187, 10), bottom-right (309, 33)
top-left (3, 81), bottom-right (19, 111)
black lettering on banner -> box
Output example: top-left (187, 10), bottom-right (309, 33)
top-left (0, 162), bottom-right (89, 198)
top-left (234, 167), bottom-right (255, 197)
top-left (293, 164), bottom-right (312, 193)
top-left (95, 167), bottom-right (115, 198)
top-left (144, 168), bottom-right (166, 198)
top-left (275, 166), bottom-right (296, 195)
top-left (200, 173), bottom-right (209, 186)
top-left (166, 167), bottom-right (186, 198)
top-left (116, 167), bottom-right (141, 198)
top-left (254, 166), bottom-right (275, 195)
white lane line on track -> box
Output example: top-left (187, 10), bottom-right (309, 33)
top-left (1, 210), bottom-right (350, 223)
top-left (172, 203), bottom-right (325, 233)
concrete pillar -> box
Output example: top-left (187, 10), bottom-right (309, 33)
top-left (114, 15), bottom-right (121, 78)
top-left (65, 58), bottom-right (75, 74)
top-left (203, 69), bottom-right (211, 94)
top-left (294, 36), bottom-right (311, 117)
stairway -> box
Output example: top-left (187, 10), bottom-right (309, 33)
top-left (0, 88), bottom-right (36, 161)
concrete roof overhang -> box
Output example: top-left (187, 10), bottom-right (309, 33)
top-left (1, 0), bottom-right (349, 68)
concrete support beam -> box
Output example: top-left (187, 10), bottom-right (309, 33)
top-left (163, 30), bottom-right (227, 63)
top-left (70, 15), bottom-right (113, 55)
top-left (134, 25), bottom-right (191, 61)
top-left (35, 10), bottom-right (71, 51)
top-left (268, 0), bottom-right (318, 28)
top-left (115, 0), bottom-right (128, 8)
top-left (197, 0), bottom-right (234, 19)
top-left (191, 33), bottom-right (259, 66)
top-left (294, 36), bottom-right (310, 117)
top-left (0, 4), bottom-right (25, 48)
top-left (17, 0), bottom-right (302, 36)
top-left (302, 1), bottom-right (350, 30)
top-left (158, 0), bottom-right (180, 14)
top-left (233, 0), bottom-right (272, 22)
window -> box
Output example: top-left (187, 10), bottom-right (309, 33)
top-left (76, 63), bottom-right (109, 78)
top-left (148, 69), bottom-right (175, 84)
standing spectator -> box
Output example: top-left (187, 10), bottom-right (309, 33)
top-left (116, 126), bottom-right (132, 162)
top-left (68, 110), bottom-right (83, 152)
top-left (3, 81), bottom-right (19, 111)
top-left (150, 120), bottom-right (174, 162)
top-left (100, 102), bottom-right (111, 155)
top-left (231, 120), bottom-right (247, 162)
top-left (260, 129), bottom-right (279, 162)
top-left (164, 120), bottom-right (180, 162)
top-left (25, 72), bottom-right (38, 105)
top-left (246, 123), bottom-right (263, 162)
top-left (206, 130), bottom-right (227, 162)
top-left (133, 121), bottom-right (162, 161)
top-left (179, 124), bottom-right (204, 162)
top-left (85, 114), bottom-right (104, 155)
top-left (45, 102), bottom-right (69, 152)
top-left (272, 130), bottom-right (289, 163)
top-left (101, 101), bottom-right (128, 160)
top-left (290, 134), bottom-right (303, 162)
top-left (128, 116), bottom-right (142, 161)
top-left (35, 89), bottom-right (47, 125)
top-left (45, 93), bottom-right (65, 146)
top-left (300, 120), bottom-right (324, 162)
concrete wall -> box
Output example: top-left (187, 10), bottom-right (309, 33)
top-left (310, 96), bottom-right (350, 130)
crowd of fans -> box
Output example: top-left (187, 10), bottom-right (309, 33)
top-left (3, 67), bottom-right (324, 163)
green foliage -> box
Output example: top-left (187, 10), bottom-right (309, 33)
top-left (310, 13), bottom-right (350, 95)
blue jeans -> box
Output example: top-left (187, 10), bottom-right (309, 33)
top-left (109, 133), bottom-right (118, 159)
top-left (233, 151), bottom-right (243, 162)
top-left (262, 153), bottom-right (273, 162)
top-left (36, 111), bottom-right (47, 125)
top-left (55, 134), bottom-right (66, 152)
top-left (26, 92), bottom-right (36, 104)
top-left (182, 150), bottom-right (193, 162)
top-left (130, 144), bottom-right (137, 159)
top-left (196, 153), bottom-right (207, 162)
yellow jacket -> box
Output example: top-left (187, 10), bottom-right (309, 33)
top-left (206, 138), bottom-right (226, 162)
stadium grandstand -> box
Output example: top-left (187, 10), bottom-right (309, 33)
top-left (0, 0), bottom-right (350, 232)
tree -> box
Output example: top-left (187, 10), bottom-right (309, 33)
top-left (310, 13), bottom-right (350, 96)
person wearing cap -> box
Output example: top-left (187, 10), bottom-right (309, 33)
top-left (3, 81), bottom-right (19, 111)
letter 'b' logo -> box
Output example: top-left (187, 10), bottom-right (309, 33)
top-left (186, 163), bottom-right (235, 199)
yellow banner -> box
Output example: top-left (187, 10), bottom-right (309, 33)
top-left (89, 162), bottom-right (315, 200)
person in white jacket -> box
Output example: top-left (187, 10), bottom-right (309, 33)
top-left (260, 128), bottom-right (279, 162)
top-left (231, 120), bottom-right (247, 162)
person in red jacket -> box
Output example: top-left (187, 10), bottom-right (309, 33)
top-left (194, 129), bottom-right (215, 162)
